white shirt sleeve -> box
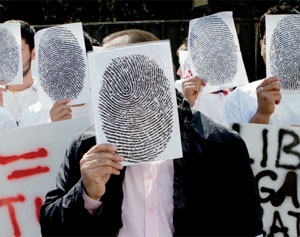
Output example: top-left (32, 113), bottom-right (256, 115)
top-left (221, 90), bottom-right (243, 128)
top-left (19, 102), bottom-right (51, 128)
top-left (0, 107), bottom-right (17, 131)
top-left (174, 79), bottom-right (183, 93)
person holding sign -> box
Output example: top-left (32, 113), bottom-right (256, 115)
top-left (40, 29), bottom-right (263, 236)
top-left (1, 20), bottom-right (38, 126)
top-left (175, 37), bottom-right (233, 124)
top-left (222, 5), bottom-right (300, 126)
top-left (20, 31), bottom-right (97, 127)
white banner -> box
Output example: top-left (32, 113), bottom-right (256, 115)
top-left (232, 122), bottom-right (300, 236)
top-left (0, 116), bottom-right (90, 237)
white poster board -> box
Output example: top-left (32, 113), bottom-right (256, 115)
top-left (35, 23), bottom-right (90, 106)
top-left (231, 122), bottom-right (300, 236)
top-left (0, 116), bottom-right (91, 237)
top-left (266, 14), bottom-right (300, 91)
top-left (188, 12), bottom-right (248, 94)
top-left (88, 40), bottom-right (182, 166)
top-left (0, 22), bottom-right (23, 85)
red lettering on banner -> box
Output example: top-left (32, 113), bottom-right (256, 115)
top-left (7, 166), bottom-right (50, 180)
top-left (0, 194), bottom-right (25, 237)
top-left (0, 148), bottom-right (48, 165)
top-left (35, 197), bottom-right (43, 224)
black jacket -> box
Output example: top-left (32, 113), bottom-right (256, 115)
top-left (40, 93), bottom-right (263, 236)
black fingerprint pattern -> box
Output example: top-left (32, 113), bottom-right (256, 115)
top-left (98, 54), bottom-right (173, 163)
top-left (38, 27), bottom-right (86, 101)
top-left (270, 15), bottom-right (300, 90)
top-left (189, 16), bottom-right (238, 85)
top-left (0, 28), bottom-right (20, 84)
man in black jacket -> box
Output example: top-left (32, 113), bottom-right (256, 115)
top-left (40, 29), bottom-right (263, 236)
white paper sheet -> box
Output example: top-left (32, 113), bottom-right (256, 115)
top-left (188, 12), bottom-right (248, 94)
top-left (266, 14), bottom-right (300, 91)
top-left (88, 40), bottom-right (183, 166)
top-left (0, 22), bottom-right (23, 85)
top-left (35, 22), bottom-right (90, 106)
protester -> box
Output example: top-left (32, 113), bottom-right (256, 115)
top-left (175, 38), bottom-right (232, 124)
top-left (40, 29), bottom-right (263, 236)
top-left (20, 31), bottom-right (96, 127)
top-left (49, 31), bottom-right (96, 122)
top-left (1, 20), bottom-right (38, 126)
top-left (222, 5), bottom-right (300, 127)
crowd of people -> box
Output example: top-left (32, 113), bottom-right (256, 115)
top-left (0, 4), bottom-right (299, 236)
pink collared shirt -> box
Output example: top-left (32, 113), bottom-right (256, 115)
top-left (83, 159), bottom-right (174, 237)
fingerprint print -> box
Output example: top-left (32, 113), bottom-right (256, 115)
top-left (270, 15), bottom-right (300, 90)
top-left (38, 27), bottom-right (86, 101)
top-left (189, 16), bottom-right (238, 85)
top-left (0, 28), bottom-right (20, 84)
top-left (98, 54), bottom-right (173, 163)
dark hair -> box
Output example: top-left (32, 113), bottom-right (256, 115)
top-left (259, 5), bottom-right (299, 40)
top-left (83, 31), bottom-right (94, 53)
top-left (5, 19), bottom-right (35, 51)
top-left (102, 29), bottom-right (159, 48)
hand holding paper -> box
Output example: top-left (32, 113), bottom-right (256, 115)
top-left (182, 75), bottom-right (206, 107)
top-left (80, 144), bottom-right (124, 200)
top-left (250, 77), bottom-right (281, 124)
top-left (50, 99), bottom-right (72, 122)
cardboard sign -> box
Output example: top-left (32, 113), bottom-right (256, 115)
top-left (0, 116), bottom-right (90, 236)
top-left (232, 122), bottom-right (300, 236)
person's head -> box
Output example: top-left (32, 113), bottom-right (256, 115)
top-left (102, 29), bottom-right (180, 80)
top-left (176, 37), bottom-right (188, 79)
top-left (258, 5), bottom-right (299, 62)
top-left (5, 20), bottom-right (35, 78)
top-left (176, 37), bottom-right (188, 55)
top-left (102, 29), bottom-right (159, 48)
top-left (84, 31), bottom-right (94, 53)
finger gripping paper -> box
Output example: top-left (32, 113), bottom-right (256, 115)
top-left (38, 27), bottom-right (86, 101)
top-left (189, 15), bottom-right (238, 85)
top-left (0, 28), bottom-right (20, 84)
top-left (98, 54), bottom-right (173, 163)
top-left (270, 15), bottom-right (300, 90)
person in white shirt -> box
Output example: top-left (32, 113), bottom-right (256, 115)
top-left (0, 20), bottom-right (39, 125)
top-left (222, 5), bottom-right (300, 127)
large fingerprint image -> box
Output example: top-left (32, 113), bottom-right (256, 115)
top-left (270, 15), bottom-right (300, 90)
top-left (189, 16), bottom-right (238, 85)
top-left (0, 28), bottom-right (20, 84)
top-left (38, 27), bottom-right (86, 101)
top-left (98, 54), bottom-right (173, 163)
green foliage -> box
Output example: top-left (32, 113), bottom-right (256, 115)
top-left (2, 0), bottom-right (298, 24)
top-left (278, 0), bottom-right (300, 10)
top-left (37, 0), bottom-right (155, 23)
